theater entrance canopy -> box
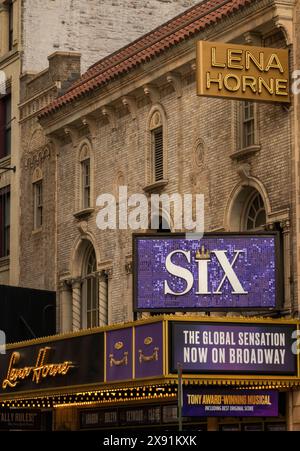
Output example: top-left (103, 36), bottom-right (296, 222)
top-left (0, 316), bottom-right (299, 408)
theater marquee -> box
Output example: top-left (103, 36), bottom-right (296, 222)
top-left (133, 233), bottom-right (281, 311)
top-left (196, 41), bottom-right (290, 103)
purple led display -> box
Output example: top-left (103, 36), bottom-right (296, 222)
top-left (183, 388), bottom-right (279, 417)
top-left (171, 322), bottom-right (296, 375)
top-left (134, 234), bottom-right (279, 311)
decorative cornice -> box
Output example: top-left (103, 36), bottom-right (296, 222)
top-left (144, 84), bottom-right (160, 104)
top-left (122, 96), bottom-right (137, 120)
top-left (166, 72), bottom-right (182, 99)
top-left (64, 126), bottom-right (80, 146)
top-left (102, 106), bottom-right (117, 130)
top-left (243, 31), bottom-right (262, 45)
top-left (82, 116), bottom-right (98, 139)
top-left (273, 0), bottom-right (295, 45)
top-left (190, 60), bottom-right (197, 72)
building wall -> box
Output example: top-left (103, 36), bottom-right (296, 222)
top-left (13, 0), bottom-right (202, 290)
top-left (19, 52), bottom-right (81, 291)
top-left (0, 0), bottom-right (201, 288)
top-left (21, 0), bottom-right (201, 73)
top-left (46, 31), bottom-right (291, 326)
top-left (0, 0), bottom-right (21, 286)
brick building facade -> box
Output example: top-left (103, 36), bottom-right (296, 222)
top-left (0, 0), bottom-right (198, 286)
top-left (17, 0), bottom-right (300, 430)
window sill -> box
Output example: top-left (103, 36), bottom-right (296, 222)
top-left (143, 179), bottom-right (169, 194)
top-left (230, 145), bottom-right (261, 160)
top-left (73, 207), bottom-right (94, 220)
top-left (0, 155), bottom-right (11, 168)
top-left (32, 228), bottom-right (42, 236)
top-left (0, 48), bottom-right (19, 65)
top-left (0, 256), bottom-right (10, 268)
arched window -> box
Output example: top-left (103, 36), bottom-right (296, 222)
top-left (77, 141), bottom-right (94, 212)
top-left (148, 109), bottom-right (166, 183)
top-left (244, 192), bottom-right (266, 231)
top-left (81, 246), bottom-right (98, 329)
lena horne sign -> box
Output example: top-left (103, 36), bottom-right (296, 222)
top-left (170, 322), bottom-right (297, 375)
top-left (133, 233), bottom-right (280, 311)
top-left (196, 41), bottom-right (290, 103)
top-left (0, 333), bottom-right (104, 394)
top-left (2, 347), bottom-right (73, 389)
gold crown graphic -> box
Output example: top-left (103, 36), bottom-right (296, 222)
top-left (195, 245), bottom-right (211, 260)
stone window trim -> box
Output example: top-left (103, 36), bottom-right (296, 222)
top-left (74, 139), bottom-right (95, 215)
top-left (242, 191), bottom-right (267, 232)
top-left (0, 155), bottom-right (11, 168)
top-left (143, 179), bottom-right (169, 194)
top-left (81, 246), bottom-right (99, 329)
top-left (145, 104), bottom-right (168, 187)
top-left (73, 207), bottom-right (95, 220)
top-left (0, 255), bottom-right (9, 268)
top-left (232, 101), bottom-right (261, 160)
top-left (0, 0), bottom-right (17, 58)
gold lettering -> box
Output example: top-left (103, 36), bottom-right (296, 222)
top-left (246, 51), bottom-right (264, 72)
top-left (2, 352), bottom-right (23, 389)
top-left (2, 347), bottom-right (74, 390)
top-left (242, 76), bottom-right (257, 93)
top-left (206, 72), bottom-right (222, 90)
top-left (275, 79), bottom-right (288, 96)
top-left (224, 74), bottom-right (241, 92)
top-left (211, 47), bottom-right (226, 68)
top-left (265, 54), bottom-right (284, 73)
top-left (227, 49), bottom-right (243, 70)
top-left (258, 77), bottom-right (274, 95)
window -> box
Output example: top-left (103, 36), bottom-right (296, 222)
top-left (34, 180), bottom-right (43, 229)
top-left (82, 159), bottom-right (90, 209)
top-left (148, 109), bottom-right (165, 184)
top-left (82, 247), bottom-right (99, 329)
top-left (8, 1), bottom-right (13, 51)
top-left (245, 192), bottom-right (266, 231)
top-left (0, 186), bottom-right (10, 258)
top-left (241, 101), bottom-right (255, 148)
top-left (0, 95), bottom-right (11, 159)
top-left (153, 127), bottom-right (163, 182)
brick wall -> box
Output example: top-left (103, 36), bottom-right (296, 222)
top-left (22, 0), bottom-right (201, 73)
top-left (53, 37), bottom-right (291, 325)
top-left (19, 53), bottom-right (81, 291)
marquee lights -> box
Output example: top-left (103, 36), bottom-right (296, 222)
top-left (0, 379), bottom-right (296, 410)
top-left (0, 384), bottom-right (177, 409)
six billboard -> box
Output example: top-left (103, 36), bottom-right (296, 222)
top-left (133, 233), bottom-right (281, 312)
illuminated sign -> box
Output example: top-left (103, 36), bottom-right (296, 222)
top-left (196, 41), bottom-right (290, 103)
top-left (2, 347), bottom-right (73, 389)
top-left (133, 233), bottom-right (280, 311)
top-left (0, 333), bottom-right (104, 395)
top-left (170, 322), bottom-right (297, 375)
top-left (183, 388), bottom-right (278, 417)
